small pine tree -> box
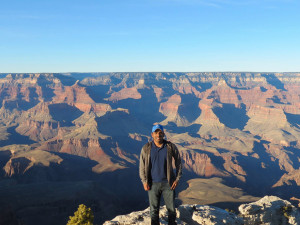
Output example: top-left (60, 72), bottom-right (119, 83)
top-left (67, 204), bottom-right (94, 225)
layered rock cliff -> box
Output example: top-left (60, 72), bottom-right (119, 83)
top-left (2, 72), bottom-right (300, 189)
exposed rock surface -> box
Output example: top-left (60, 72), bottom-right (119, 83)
top-left (240, 196), bottom-right (300, 225)
top-left (104, 196), bottom-right (300, 225)
top-left (104, 204), bottom-right (243, 225)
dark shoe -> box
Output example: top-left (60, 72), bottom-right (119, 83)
top-left (168, 214), bottom-right (177, 225)
top-left (151, 218), bottom-right (160, 225)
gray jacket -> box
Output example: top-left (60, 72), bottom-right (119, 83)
top-left (139, 140), bottom-right (182, 187)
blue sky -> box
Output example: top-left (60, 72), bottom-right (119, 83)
top-left (0, 0), bottom-right (299, 72)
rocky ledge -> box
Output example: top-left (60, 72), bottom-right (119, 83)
top-left (104, 196), bottom-right (300, 225)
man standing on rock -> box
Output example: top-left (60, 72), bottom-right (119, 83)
top-left (139, 124), bottom-right (182, 225)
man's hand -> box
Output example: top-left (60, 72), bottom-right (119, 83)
top-left (171, 180), bottom-right (178, 190)
top-left (143, 182), bottom-right (150, 191)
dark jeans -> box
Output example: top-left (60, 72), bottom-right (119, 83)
top-left (148, 182), bottom-right (176, 225)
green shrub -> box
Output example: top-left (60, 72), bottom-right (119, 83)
top-left (67, 204), bottom-right (94, 225)
top-left (225, 208), bottom-right (235, 214)
top-left (281, 205), bottom-right (292, 220)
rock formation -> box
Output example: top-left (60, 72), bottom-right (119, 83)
top-left (239, 196), bottom-right (300, 225)
top-left (104, 196), bottom-right (300, 225)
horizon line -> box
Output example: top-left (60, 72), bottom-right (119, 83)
top-left (1, 71), bottom-right (300, 74)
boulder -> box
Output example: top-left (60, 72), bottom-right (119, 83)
top-left (178, 204), bottom-right (243, 225)
top-left (239, 195), bottom-right (300, 225)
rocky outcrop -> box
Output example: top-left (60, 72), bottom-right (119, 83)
top-left (240, 196), bottom-right (300, 225)
top-left (272, 169), bottom-right (300, 187)
top-left (73, 102), bottom-right (111, 116)
top-left (159, 94), bottom-right (190, 126)
top-left (4, 157), bottom-right (32, 177)
top-left (2, 145), bottom-right (63, 178)
top-left (38, 137), bottom-right (129, 173)
top-left (159, 94), bottom-right (181, 117)
top-left (172, 76), bottom-right (201, 96)
top-left (181, 150), bottom-right (226, 177)
top-left (15, 102), bottom-right (59, 141)
top-left (103, 204), bottom-right (243, 225)
top-left (16, 120), bottom-right (59, 142)
top-left (104, 196), bottom-right (300, 225)
top-left (108, 87), bottom-right (141, 101)
top-left (52, 81), bottom-right (95, 104)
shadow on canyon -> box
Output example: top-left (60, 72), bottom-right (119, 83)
top-left (0, 152), bottom-right (147, 225)
top-left (110, 88), bottom-right (167, 126)
top-left (178, 94), bottom-right (201, 123)
top-left (165, 122), bottom-right (201, 138)
top-left (285, 112), bottom-right (300, 129)
top-left (261, 73), bottom-right (287, 91)
top-left (0, 126), bottom-right (36, 147)
top-left (36, 75), bottom-right (55, 102)
top-left (213, 103), bottom-right (249, 130)
top-left (221, 141), bottom-right (291, 199)
top-left (84, 84), bottom-right (111, 103)
top-left (48, 103), bottom-right (84, 127)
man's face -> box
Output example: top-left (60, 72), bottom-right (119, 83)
top-left (151, 129), bottom-right (164, 143)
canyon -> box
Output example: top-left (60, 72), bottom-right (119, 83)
top-left (1, 72), bottom-right (300, 224)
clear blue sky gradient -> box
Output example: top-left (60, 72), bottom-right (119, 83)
top-left (1, 0), bottom-right (299, 73)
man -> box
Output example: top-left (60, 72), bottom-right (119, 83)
top-left (139, 124), bottom-right (182, 225)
